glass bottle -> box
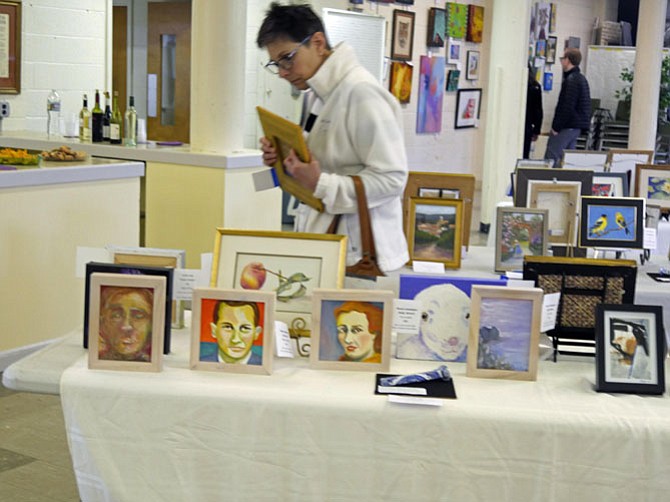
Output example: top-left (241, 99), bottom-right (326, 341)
top-left (124, 95), bottom-right (137, 147)
top-left (47, 89), bottom-right (61, 138)
top-left (102, 91), bottom-right (111, 142)
top-left (79, 94), bottom-right (91, 143)
top-left (91, 89), bottom-right (103, 142)
top-left (109, 91), bottom-right (123, 145)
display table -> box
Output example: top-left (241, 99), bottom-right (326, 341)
top-left (60, 320), bottom-right (670, 502)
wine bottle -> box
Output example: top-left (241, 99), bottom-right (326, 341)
top-left (91, 89), bottom-right (103, 142)
top-left (102, 91), bottom-right (111, 141)
top-left (109, 91), bottom-right (122, 145)
top-left (124, 95), bottom-right (137, 147)
top-left (79, 94), bottom-right (92, 143)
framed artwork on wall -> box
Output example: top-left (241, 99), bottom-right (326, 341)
top-left (427, 7), bottom-right (446, 47)
top-left (466, 50), bottom-right (480, 80)
top-left (446, 2), bottom-right (468, 39)
top-left (0, 1), bottom-right (21, 94)
top-left (389, 61), bottom-right (413, 104)
top-left (446, 69), bottom-right (460, 92)
top-left (416, 55), bottom-right (445, 133)
top-left (546, 36), bottom-right (557, 63)
top-left (447, 38), bottom-right (461, 64)
top-left (543, 72), bottom-right (553, 91)
top-left (466, 4), bottom-right (484, 43)
top-left (455, 88), bottom-right (481, 129)
top-left (391, 9), bottom-right (415, 61)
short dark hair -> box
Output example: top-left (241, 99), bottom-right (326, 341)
top-left (564, 48), bottom-right (582, 66)
top-left (213, 300), bottom-right (260, 326)
top-left (256, 2), bottom-right (330, 49)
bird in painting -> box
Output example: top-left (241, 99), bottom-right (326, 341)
top-left (589, 214), bottom-right (608, 236)
top-left (615, 212), bottom-right (629, 234)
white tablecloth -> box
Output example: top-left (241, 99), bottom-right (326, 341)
top-left (60, 320), bottom-right (670, 502)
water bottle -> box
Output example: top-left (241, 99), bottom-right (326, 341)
top-left (47, 89), bottom-right (61, 138)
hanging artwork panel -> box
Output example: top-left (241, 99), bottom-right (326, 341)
top-left (446, 2), bottom-right (468, 39)
top-left (466, 5), bottom-right (484, 43)
top-left (416, 55), bottom-right (445, 133)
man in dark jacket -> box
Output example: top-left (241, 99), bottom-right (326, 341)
top-left (544, 48), bottom-right (591, 164)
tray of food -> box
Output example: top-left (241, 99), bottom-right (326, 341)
top-left (0, 147), bottom-right (41, 165)
top-left (41, 145), bottom-right (87, 161)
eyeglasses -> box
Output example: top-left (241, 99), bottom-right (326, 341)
top-left (264, 35), bottom-right (312, 74)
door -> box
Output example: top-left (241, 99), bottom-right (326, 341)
top-left (147, 2), bottom-right (191, 143)
top-left (112, 6), bottom-right (128, 117)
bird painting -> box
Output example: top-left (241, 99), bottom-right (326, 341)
top-left (615, 211), bottom-right (629, 234)
top-left (589, 214), bottom-right (607, 236)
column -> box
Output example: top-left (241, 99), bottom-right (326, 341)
top-left (628, 0), bottom-right (667, 151)
top-left (479, 0), bottom-right (532, 228)
top-left (190, 0), bottom-right (247, 153)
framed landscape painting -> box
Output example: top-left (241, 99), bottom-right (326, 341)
top-left (495, 207), bottom-right (549, 272)
top-left (407, 197), bottom-right (463, 268)
top-left (579, 196), bottom-right (645, 250)
top-left (635, 164), bottom-right (670, 209)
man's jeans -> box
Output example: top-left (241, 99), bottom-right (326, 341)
top-left (544, 128), bottom-right (581, 165)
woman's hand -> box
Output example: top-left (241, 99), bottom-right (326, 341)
top-left (259, 137), bottom-right (278, 167)
top-left (284, 149), bottom-right (321, 193)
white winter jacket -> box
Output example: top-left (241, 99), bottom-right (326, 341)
top-left (296, 43), bottom-right (409, 272)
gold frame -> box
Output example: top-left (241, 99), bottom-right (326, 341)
top-left (0, 1), bottom-right (21, 94)
top-left (256, 106), bottom-right (323, 212)
top-left (407, 197), bottom-right (463, 269)
top-left (309, 288), bottom-right (393, 372)
top-left (88, 273), bottom-right (166, 373)
top-left (189, 287), bottom-right (275, 375)
top-left (527, 181), bottom-right (580, 246)
top-left (466, 286), bottom-right (543, 381)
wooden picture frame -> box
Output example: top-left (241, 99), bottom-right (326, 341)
top-left (527, 180), bottom-right (580, 246)
top-left (88, 272), bottom-right (166, 372)
top-left (466, 286), bottom-right (543, 381)
top-left (108, 245), bottom-right (185, 331)
top-left (389, 61), bottom-right (413, 104)
top-left (407, 197), bottom-right (463, 269)
top-left (83, 262), bottom-right (173, 355)
top-left (310, 288), bottom-right (393, 372)
top-left (593, 172), bottom-right (629, 197)
top-left (495, 207), bottom-right (549, 272)
top-left (514, 167), bottom-right (593, 207)
top-left (403, 171), bottom-right (475, 249)
top-left (190, 288), bottom-right (274, 375)
top-left (595, 304), bottom-right (666, 395)
top-left (579, 196), bottom-right (645, 250)
top-left (466, 50), bottom-right (480, 80)
top-left (211, 229), bottom-right (346, 350)
top-left (606, 149), bottom-right (654, 195)
top-left (256, 106), bottom-right (323, 212)
top-left (0, 1), bottom-right (21, 94)
top-left (634, 164), bottom-right (670, 209)
top-left (562, 150), bottom-right (608, 171)
top-left (454, 88), bottom-right (481, 129)
top-left (427, 7), bottom-right (446, 48)
top-left (523, 255), bottom-right (638, 359)
top-left (391, 9), bottom-right (415, 60)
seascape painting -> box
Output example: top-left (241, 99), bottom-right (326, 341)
top-left (477, 298), bottom-right (533, 372)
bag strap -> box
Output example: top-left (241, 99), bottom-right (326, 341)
top-left (350, 175), bottom-right (378, 262)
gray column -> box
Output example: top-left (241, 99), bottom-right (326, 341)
top-left (628, 0), bottom-right (667, 151)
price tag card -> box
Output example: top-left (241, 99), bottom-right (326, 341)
top-left (274, 321), bottom-right (295, 358)
top-left (541, 292), bottom-right (561, 333)
top-left (644, 228), bottom-right (657, 251)
top-left (173, 269), bottom-right (203, 301)
top-left (412, 261), bottom-right (445, 274)
top-left (392, 299), bottom-right (421, 335)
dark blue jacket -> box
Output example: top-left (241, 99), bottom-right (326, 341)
top-left (551, 67), bottom-right (591, 133)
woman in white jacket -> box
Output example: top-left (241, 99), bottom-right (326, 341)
top-left (257, 2), bottom-right (409, 273)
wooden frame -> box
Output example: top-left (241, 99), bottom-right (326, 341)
top-left (189, 288), bottom-right (274, 375)
top-left (83, 262), bottom-right (173, 355)
top-left (454, 88), bottom-right (481, 129)
top-left (466, 50), bottom-right (480, 80)
top-left (466, 286), bottom-right (543, 381)
top-left (579, 196), bottom-right (645, 250)
top-left (389, 61), bottom-right (413, 104)
top-left (310, 288), bottom-right (393, 372)
top-left (256, 106), bottom-right (323, 212)
top-left (514, 167), bottom-right (593, 207)
top-left (527, 180), bottom-right (580, 246)
top-left (595, 304), bottom-right (665, 395)
top-left (403, 171), bottom-right (475, 249)
top-left (108, 245), bottom-right (185, 331)
top-left (0, 1), bottom-right (21, 94)
top-left (495, 207), bottom-right (549, 272)
top-left (515, 158), bottom-right (555, 169)
top-left (407, 197), bottom-right (463, 269)
top-left (593, 172), bottom-right (629, 197)
top-left (211, 229), bottom-right (346, 346)
top-left (391, 9), bottom-right (415, 60)
top-left (426, 7), bottom-right (446, 48)
top-left (606, 149), bottom-right (654, 195)
top-left (523, 255), bottom-right (638, 359)
top-left (634, 164), bottom-right (670, 209)
top-left (562, 150), bottom-right (608, 171)
top-left (88, 272), bottom-right (166, 372)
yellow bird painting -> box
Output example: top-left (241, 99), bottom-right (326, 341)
top-left (589, 214), bottom-right (607, 236)
top-left (615, 211), bottom-right (629, 234)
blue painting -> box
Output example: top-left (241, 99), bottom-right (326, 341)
top-left (477, 298), bottom-right (533, 371)
top-left (646, 176), bottom-right (670, 201)
top-left (416, 55), bottom-right (445, 133)
top-left (585, 204), bottom-right (637, 242)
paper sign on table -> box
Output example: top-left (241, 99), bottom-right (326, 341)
top-left (275, 321), bottom-right (295, 358)
top-left (541, 292), bottom-right (561, 332)
top-left (393, 299), bottom-right (421, 334)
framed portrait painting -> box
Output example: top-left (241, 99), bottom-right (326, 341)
top-left (389, 61), bottom-right (413, 104)
top-left (635, 164), bottom-right (670, 209)
top-left (466, 286), bottom-right (543, 381)
top-left (466, 50), bottom-right (480, 80)
top-left (391, 9), bottom-right (415, 60)
top-left (579, 196), bottom-right (645, 250)
top-left (454, 88), bottom-right (481, 129)
top-left (427, 7), bottom-right (446, 47)
top-left (310, 289), bottom-right (393, 372)
top-left (87, 273), bottom-right (166, 372)
top-left (0, 1), bottom-right (20, 94)
top-left (190, 288), bottom-right (274, 375)
top-left (211, 229), bottom-right (346, 351)
top-left (407, 197), bottom-right (463, 269)
top-left (595, 304), bottom-right (665, 395)
top-left (495, 207), bottom-right (549, 272)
